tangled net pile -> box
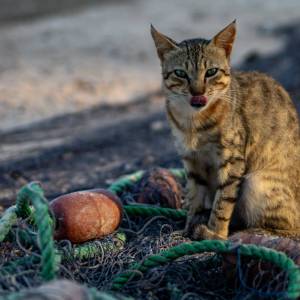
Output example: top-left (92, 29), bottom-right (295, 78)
top-left (0, 169), bottom-right (300, 300)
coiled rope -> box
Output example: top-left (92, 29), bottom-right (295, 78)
top-left (15, 182), bottom-right (59, 281)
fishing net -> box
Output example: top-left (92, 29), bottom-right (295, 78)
top-left (0, 168), bottom-right (299, 300)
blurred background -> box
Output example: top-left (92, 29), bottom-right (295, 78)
top-left (0, 0), bottom-right (300, 207)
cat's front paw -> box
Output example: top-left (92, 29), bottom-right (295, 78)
top-left (191, 224), bottom-right (227, 241)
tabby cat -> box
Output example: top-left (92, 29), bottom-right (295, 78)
top-left (151, 21), bottom-right (300, 240)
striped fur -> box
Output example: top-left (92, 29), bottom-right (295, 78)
top-left (151, 21), bottom-right (300, 240)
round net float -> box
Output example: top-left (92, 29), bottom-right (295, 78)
top-left (136, 167), bottom-right (182, 209)
top-left (228, 231), bottom-right (300, 265)
top-left (50, 189), bottom-right (123, 243)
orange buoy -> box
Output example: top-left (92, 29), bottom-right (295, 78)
top-left (228, 231), bottom-right (300, 265)
top-left (136, 168), bottom-right (182, 209)
top-left (50, 189), bottom-right (123, 243)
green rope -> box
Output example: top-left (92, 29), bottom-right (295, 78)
top-left (0, 206), bottom-right (18, 243)
top-left (66, 232), bottom-right (126, 261)
top-left (111, 240), bottom-right (300, 299)
top-left (124, 204), bottom-right (186, 220)
top-left (15, 182), bottom-right (35, 218)
top-left (15, 182), bottom-right (59, 281)
top-left (109, 170), bottom-right (144, 194)
top-left (168, 168), bottom-right (186, 180)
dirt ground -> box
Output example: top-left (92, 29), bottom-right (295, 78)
top-left (0, 2), bottom-right (300, 209)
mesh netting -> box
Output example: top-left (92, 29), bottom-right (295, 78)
top-left (0, 170), bottom-right (299, 299)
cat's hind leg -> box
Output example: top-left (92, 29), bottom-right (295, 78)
top-left (234, 171), bottom-right (299, 235)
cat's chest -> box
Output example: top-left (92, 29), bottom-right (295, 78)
top-left (173, 129), bottom-right (199, 155)
top-left (171, 126), bottom-right (220, 165)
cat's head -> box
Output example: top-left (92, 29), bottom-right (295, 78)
top-left (151, 21), bottom-right (236, 111)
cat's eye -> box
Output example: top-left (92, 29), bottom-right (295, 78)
top-left (205, 68), bottom-right (218, 78)
top-left (174, 69), bottom-right (187, 78)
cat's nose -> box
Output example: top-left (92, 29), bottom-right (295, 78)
top-left (189, 86), bottom-right (205, 96)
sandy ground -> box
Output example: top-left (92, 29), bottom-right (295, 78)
top-left (0, 0), bottom-right (300, 130)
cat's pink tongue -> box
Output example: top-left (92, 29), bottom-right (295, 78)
top-left (190, 95), bottom-right (207, 107)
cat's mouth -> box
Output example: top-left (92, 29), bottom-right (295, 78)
top-left (190, 95), bottom-right (208, 108)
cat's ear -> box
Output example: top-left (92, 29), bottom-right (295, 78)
top-left (211, 20), bottom-right (236, 58)
top-left (151, 25), bottom-right (179, 61)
